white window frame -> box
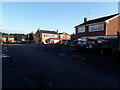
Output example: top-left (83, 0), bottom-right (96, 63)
top-left (66, 36), bottom-right (70, 39)
top-left (51, 34), bottom-right (58, 38)
top-left (89, 24), bottom-right (104, 32)
top-left (78, 27), bottom-right (85, 33)
top-left (44, 34), bottom-right (49, 37)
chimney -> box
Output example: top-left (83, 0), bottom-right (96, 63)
top-left (38, 28), bottom-right (40, 31)
top-left (84, 17), bottom-right (88, 23)
top-left (56, 30), bottom-right (58, 33)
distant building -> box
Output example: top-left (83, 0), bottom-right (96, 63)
top-left (8, 38), bottom-right (14, 42)
top-left (59, 32), bottom-right (71, 45)
top-left (2, 37), bottom-right (6, 42)
top-left (2, 35), bottom-right (14, 43)
top-left (34, 29), bottom-right (59, 44)
top-left (74, 13), bottom-right (120, 40)
top-left (21, 36), bottom-right (26, 42)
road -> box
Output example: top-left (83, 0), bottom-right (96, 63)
top-left (2, 44), bottom-right (120, 88)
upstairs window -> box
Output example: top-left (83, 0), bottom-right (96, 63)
top-left (61, 35), bottom-right (65, 38)
top-left (44, 35), bottom-right (49, 37)
top-left (51, 35), bottom-right (58, 38)
top-left (66, 36), bottom-right (70, 39)
top-left (89, 24), bottom-right (104, 32)
top-left (77, 27), bottom-right (85, 33)
top-left (61, 35), bottom-right (70, 39)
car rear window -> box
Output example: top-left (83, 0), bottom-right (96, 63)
top-left (71, 41), bottom-right (78, 45)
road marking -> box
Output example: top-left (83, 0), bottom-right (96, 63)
top-left (49, 82), bottom-right (52, 86)
top-left (1, 54), bottom-right (10, 58)
top-left (73, 55), bottom-right (86, 61)
top-left (59, 53), bottom-right (68, 58)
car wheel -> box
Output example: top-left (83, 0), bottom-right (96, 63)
top-left (88, 44), bottom-right (93, 49)
top-left (112, 47), bottom-right (117, 53)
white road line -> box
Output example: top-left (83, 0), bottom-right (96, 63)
top-left (1, 54), bottom-right (10, 58)
top-left (59, 53), bottom-right (68, 58)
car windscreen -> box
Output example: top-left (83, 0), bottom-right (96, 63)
top-left (87, 41), bottom-right (96, 44)
top-left (78, 41), bottom-right (87, 45)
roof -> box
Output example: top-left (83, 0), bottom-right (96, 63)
top-left (59, 33), bottom-right (63, 34)
top-left (39, 30), bottom-right (58, 34)
top-left (59, 32), bottom-right (70, 35)
top-left (75, 13), bottom-right (119, 28)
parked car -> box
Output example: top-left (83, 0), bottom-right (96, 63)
top-left (78, 39), bottom-right (104, 50)
top-left (98, 39), bottom-right (119, 55)
top-left (70, 40), bottom-right (79, 51)
top-left (85, 39), bottom-right (104, 50)
top-left (17, 41), bottom-right (22, 44)
top-left (70, 39), bottom-right (105, 52)
top-left (77, 40), bottom-right (88, 50)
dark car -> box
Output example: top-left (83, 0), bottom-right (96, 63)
top-left (98, 39), bottom-right (119, 55)
top-left (70, 40), bottom-right (79, 51)
top-left (85, 39), bottom-right (103, 49)
top-left (73, 39), bottom-right (103, 50)
top-left (70, 39), bottom-right (105, 52)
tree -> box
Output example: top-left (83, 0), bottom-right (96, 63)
top-left (26, 32), bottom-right (34, 43)
top-left (6, 37), bottom-right (8, 42)
top-left (2, 33), bottom-right (8, 35)
top-left (29, 33), bottom-right (34, 40)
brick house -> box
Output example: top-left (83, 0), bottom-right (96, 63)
top-left (59, 32), bottom-right (71, 45)
top-left (2, 35), bottom-right (15, 43)
top-left (34, 29), bottom-right (59, 44)
top-left (74, 13), bottom-right (120, 40)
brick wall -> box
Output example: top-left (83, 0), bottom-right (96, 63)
top-left (106, 15), bottom-right (119, 35)
top-left (118, 15), bottom-right (120, 33)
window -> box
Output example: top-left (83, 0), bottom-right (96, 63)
top-left (61, 35), bottom-right (70, 39)
top-left (61, 35), bottom-right (65, 38)
top-left (51, 35), bottom-right (58, 38)
top-left (44, 34), bottom-right (49, 37)
top-left (89, 24), bottom-right (104, 32)
top-left (77, 27), bottom-right (85, 33)
top-left (66, 36), bottom-right (70, 39)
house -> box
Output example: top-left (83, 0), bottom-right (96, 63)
top-left (21, 36), bottom-right (27, 43)
top-left (59, 32), bottom-right (71, 45)
top-left (74, 13), bottom-right (120, 40)
top-left (2, 37), bottom-right (6, 43)
top-left (8, 38), bottom-right (14, 43)
top-left (34, 29), bottom-right (59, 44)
top-left (2, 35), bottom-right (15, 43)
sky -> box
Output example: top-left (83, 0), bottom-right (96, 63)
top-left (2, 2), bottom-right (119, 34)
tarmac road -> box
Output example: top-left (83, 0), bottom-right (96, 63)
top-left (2, 44), bottom-right (120, 88)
